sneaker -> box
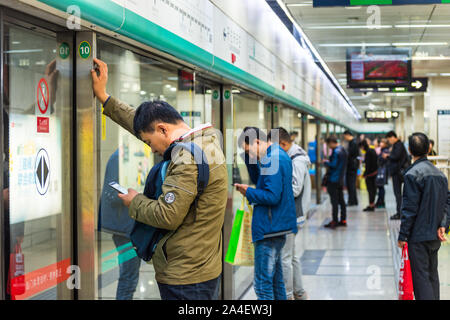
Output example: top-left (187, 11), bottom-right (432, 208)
top-left (324, 221), bottom-right (338, 229)
top-left (363, 206), bottom-right (375, 212)
top-left (337, 220), bottom-right (347, 227)
top-left (376, 203), bottom-right (386, 209)
top-left (390, 213), bottom-right (401, 220)
top-left (294, 292), bottom-right (308, 300)
top-left (347, 202), bottom-right (358, 207)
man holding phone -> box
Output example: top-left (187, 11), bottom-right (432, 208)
top-left (91, 58), bottom-right (228, 300)
top-left (234, 127), bottom-right (297, 300)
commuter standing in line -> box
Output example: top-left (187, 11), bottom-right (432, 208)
top-left (398, 132), bottom-right (450, 300)
top-left (383, 131), bottom-right (409, 220)
top-left (290, 131), bottom-right (299, 145)
top-left (99, 149), bottom-right (141, 300)
top-left (323, 136), bottom-right (348, 229)
top-left (428, 139), bottom-right (437, 165)
top-left (269, 127), bottom-right (310, 301)
top-left (235, 127), bottom-right (297, 300)
top-left (359, 140), bottom-right (378, 212)
top-left (238, 126), bottom-right (261, 186)
top-left (91, 58), bottom-right (228, 300)
top-left (375, 139), bottom-right (389, 209)
top-left (343, 130), bottom-right (359, 206)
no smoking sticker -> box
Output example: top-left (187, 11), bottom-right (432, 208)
top-left (36, 78), bottom-right (49, 115)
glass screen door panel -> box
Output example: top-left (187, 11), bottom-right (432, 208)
top-left (3, 22), bottom-right (72, 300)
top-left (230, 90), bottom-right (267, 299)
top-left (96, 39), bottom-right (218, 300)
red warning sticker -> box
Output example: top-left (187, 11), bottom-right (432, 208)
top-left (36, 78), bottom-right (49, 114)
top-left (37, 116), bottom-right (49, 133)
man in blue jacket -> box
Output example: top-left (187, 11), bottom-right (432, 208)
top-left (235, 127), bottom-right (297, 300)
top-left (323, 136), bottom-right (348, 229)
top-left (398, 133), bottom-right (450, 300)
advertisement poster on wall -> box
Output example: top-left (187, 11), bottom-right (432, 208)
top-left (437, 110), bottom-right (450, 157)
top-left (9, 114), bottom-right (62, 224)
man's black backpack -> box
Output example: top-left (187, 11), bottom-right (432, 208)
top-left (130, 142), bottom-right (209, 262)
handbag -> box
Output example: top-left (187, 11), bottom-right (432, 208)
top-left (398, 243), bottom-right (414, 300)
top-left (225, 197), bottom-right (254, 266)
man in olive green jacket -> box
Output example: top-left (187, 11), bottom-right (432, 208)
top-left (91, 58), bottom-right (228, 300)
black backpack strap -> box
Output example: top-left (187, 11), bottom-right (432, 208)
top-left (167, 142), bottom-right (210, 222)
top-left (290, 153), bottom-right (303, 161)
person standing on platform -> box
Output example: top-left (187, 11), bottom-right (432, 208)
top-left (99, 149), bottom-right (141, 300)
top-left (428, 139), bottom-right (437, 165)
top-left (383, 131), bottom-right (409, 220)
top-left (91, 58), bottom-right (228, 300)
top-left (269, 127), bottom-right (310, 301)
top-left (343, 130), bottom-right (359, 206)
top-left (398, 132), bottom-right (450, 300)
top-left (235, 127), bottom-right (297, 300)
top-left (359, 140), bottom-right (378, 212)
top-left (323, 136), bottom-right (348, 229)
top-left (375, 139), bottom-right (389, 209)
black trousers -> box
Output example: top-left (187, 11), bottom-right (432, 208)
top-left (392, 174), bottom-right (403, 215)
top-left (376, 186), bottom-right (385, 205)
top-left (346, 169), bottom-right (358, 205)
top-left (157, 276), bottom-right (221, 300)
top-left (327, 182), bottom-right (347, 222)
top-left (408, 240), bottom-right (441, 300)
top-left (365, 176), bottom-right (377, 205)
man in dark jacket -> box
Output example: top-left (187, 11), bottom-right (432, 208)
top-left (323, 136), bottom-right (348, 229)
top-left (343, 130), bottom-right (359, 206)
top-left (359, 140), bottom-right (378, 212)
top-left (383, 131), bottom-right (408, 220)
top-left (235, 127), bottom-right (297, 300)
top-left (398, 132), bottom-right (450, 300)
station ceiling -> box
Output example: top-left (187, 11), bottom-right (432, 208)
top-left (281, 0), bottom-right (450, 114)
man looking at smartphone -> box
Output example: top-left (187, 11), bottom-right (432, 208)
top-left (91, 58), bottom-right (228, 300)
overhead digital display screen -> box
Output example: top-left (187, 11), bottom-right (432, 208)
top-left (346, 47), bottom-right (412, 88)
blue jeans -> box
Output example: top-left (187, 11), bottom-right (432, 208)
top-left (254, 236), bottom-right (287, 300)
top-left (157, 276), bottom-right (221, 300)
top-left (112, 234), bottom-right (141, 300)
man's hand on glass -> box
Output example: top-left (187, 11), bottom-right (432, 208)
top-left (91, 58), bottom-right (110, 104)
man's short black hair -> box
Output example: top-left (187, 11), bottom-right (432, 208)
top-left (326, 135), bottom-right (338, 144)
top-left (268, 127), bottom-right (291, 143)
top-left (358, 139), bottom-right (369, 151)
top-left (343, 130), bottom-right (353, 136)
top-left (238, 126), bottom-right (267, 146)
top-left (386, 130), bottom-right (397, 138)
top-left (133, 100), bottom-right (184, 135)
top-left (409, 132), bottom-right (430, 157)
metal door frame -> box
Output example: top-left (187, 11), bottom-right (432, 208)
top-left (0, 7), bottom-right (76, 300)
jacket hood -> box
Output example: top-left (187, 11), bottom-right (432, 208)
top-left (289, 144), bottom-right (311, 165)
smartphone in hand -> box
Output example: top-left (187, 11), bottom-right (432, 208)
top-left (108, 181), bottom-right (128, 194)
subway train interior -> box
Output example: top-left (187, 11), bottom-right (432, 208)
top-left (0, 0), bottom-right (449, 301)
